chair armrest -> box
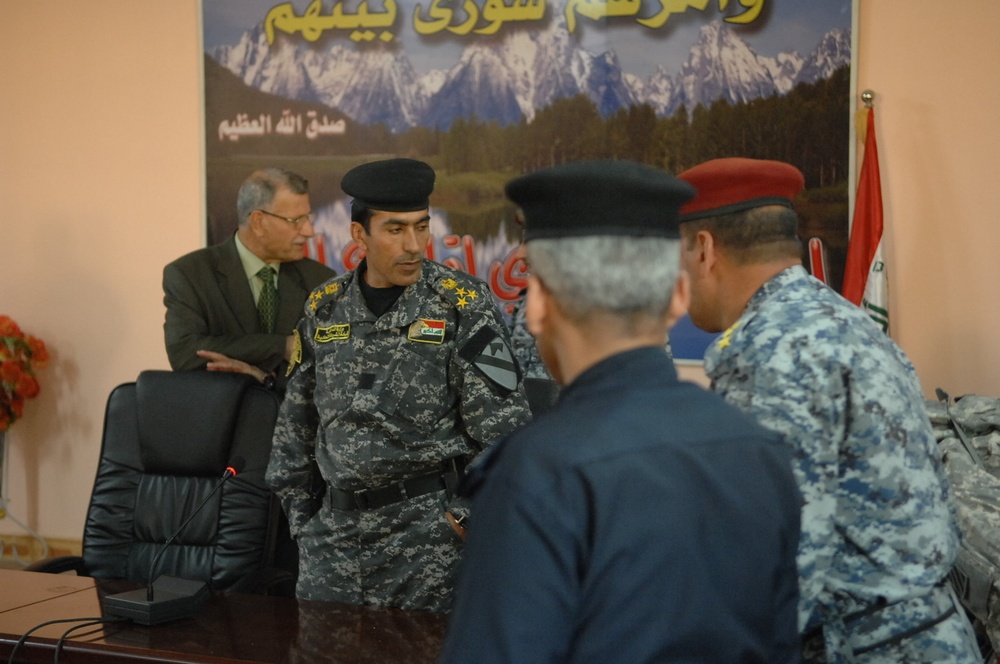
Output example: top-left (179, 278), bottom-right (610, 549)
top-left (23, 555), bottom-right (87, 575)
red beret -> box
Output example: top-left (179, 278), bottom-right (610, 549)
top-left (677, 158), bottom-right (804, 222)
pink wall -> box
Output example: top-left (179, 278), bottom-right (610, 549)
top-left (856, 2), bottom-right (1000, 401)
top-left (1, 2), bottom-right (203, 540)
top-left (2, 1), bottom-right (998, 540)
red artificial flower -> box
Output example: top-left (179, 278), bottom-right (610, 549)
top-left (27, 336), bottom-right (49, 365)
top-left (0, 360), bottom-right (22, 384)
top-left (16, 373), bottom-right (39, 399)
top-left (0, 315), bottom-right (48, 429)
top-left (9, 395), bottom-right (24, 419)
top-left (0, 316), bottom-right (23, 338)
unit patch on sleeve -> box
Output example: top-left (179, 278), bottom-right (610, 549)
top-left (408, 318), bottom-right (446, 344)
top-left (286, 329), bottom-right (303, 377)
top-left (459, 327), bottom-right (519, 393)
top-left (315, 324), bottom-right (350, 343)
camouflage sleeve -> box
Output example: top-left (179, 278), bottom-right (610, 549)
top-left (452, 300), bottom-right (532, 452)
top-left (442, 299), bottom-right (530, 524)
top-left (508, 291), bottom-right (550, 380)
top-left (737, 343), bottom-right (843, 629)
top-left (266, 321), bottom-right (323, 538)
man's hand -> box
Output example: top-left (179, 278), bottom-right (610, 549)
top-left (445, 511), bottom-right (468, 541)
top-left (197, 349), bottom-right (267, 383)
top-left (284, 334), bottom-right (296, 361)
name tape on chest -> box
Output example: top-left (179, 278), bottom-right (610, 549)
top-left (316, 323), bottom-right (350, 343)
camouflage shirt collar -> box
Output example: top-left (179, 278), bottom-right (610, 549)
top-left (743, 265), bottom-right (810, 316)
top-left (705, 265), bottom-right (809, 373)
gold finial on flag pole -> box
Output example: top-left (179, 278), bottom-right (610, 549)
top-left (857, 90), bottom-right (875, 140)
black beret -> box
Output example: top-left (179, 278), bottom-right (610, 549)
top-left (341, 158), bottom-right (435, 212)
top-left (505, 160), bottom-right (696, 240)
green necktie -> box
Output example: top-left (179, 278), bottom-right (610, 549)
top-left (257, 266), bottom-right (278, 333)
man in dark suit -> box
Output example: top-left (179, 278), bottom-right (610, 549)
top-left (163, 168), bottom-right (336, 388)
top-left (440, 161), bottom-right (802, 663)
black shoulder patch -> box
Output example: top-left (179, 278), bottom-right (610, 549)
top-left (460, 327), bottom-right (519, 393)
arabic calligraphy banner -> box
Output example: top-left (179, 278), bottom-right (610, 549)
top-left (203, 0), bottom-right (854, 360)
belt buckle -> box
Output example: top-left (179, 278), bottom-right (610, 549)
top-left (354, 483), bottom-right (408, 510)
top-left (354, 488), bottom-right (373, 510)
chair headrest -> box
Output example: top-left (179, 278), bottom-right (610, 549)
top-left (136, 370), bottom-right (254, 476)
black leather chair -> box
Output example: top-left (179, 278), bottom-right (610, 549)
top-left (27, 370), bottom-right (293, 594)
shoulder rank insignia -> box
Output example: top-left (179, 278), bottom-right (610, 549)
top-left (459, 327), bottom-right (519, 393)
top-left (316, 324), bottom-right (350, 343)
top-left (286, 329), bottom-right (303, 377)
top-left (716, 320), bottom-right (742, 350)
top-left (453, 288), bottom-right (479, 309)
top-left (408, 318), bottom-right (446, 344)
top-left (441, 278), bottom-right (458, 290)
top-left (309, 282), bottom-right (341, 312)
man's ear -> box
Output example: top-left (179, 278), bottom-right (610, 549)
top-left (524, 275), bottom-right (549, 338)
top-left (665, 271), bottom-right (690, 329)
top-left (350, 221), bottom-right (367, 250)
top-left (248, 210), bottom-right (265, 236)
top-left (691, 229), bottom-right (719, 273)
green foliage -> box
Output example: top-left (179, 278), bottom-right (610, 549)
top-left (403, 64), bottom-right (851, 193)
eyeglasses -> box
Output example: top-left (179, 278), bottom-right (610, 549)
top-left (256, 209), bottom-right (315, 227)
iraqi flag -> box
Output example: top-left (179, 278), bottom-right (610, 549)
top-left (842, 106), bottom-right (888, 333)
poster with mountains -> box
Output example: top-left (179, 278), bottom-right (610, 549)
top-left (203, 0), bottom-right (854, 360)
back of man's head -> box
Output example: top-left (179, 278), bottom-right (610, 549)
top-left (506, 160), bottom-right (694, 325)
top-left (677, 158), bottom-right (804, 264)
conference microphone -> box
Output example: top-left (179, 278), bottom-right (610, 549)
top-left (102, 457), bottom-right (246, 625)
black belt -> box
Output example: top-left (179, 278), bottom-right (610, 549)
top-left (328, 457), bottom-right (468, 511)
top-left (803, 581), bottom-right (960, 656)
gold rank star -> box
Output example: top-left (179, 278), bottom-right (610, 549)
top-left (309, 291), bottom-right (323, 311)
top-left (467, 290), bottom-right (478, 300)
top-left (456, 287), bottom-right (467, 297)
top-left (456, 296), bottom-right (469, 309)
top-left (716, 321), bottom-right (742, 350)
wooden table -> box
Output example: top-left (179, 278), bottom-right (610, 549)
top-left (0, 570), bottom-right (447, 663)
top-left (0, 571), bottom-right (95, 614)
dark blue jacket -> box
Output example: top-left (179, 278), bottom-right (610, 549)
top-left (441, 347), bottom-right (801, 664)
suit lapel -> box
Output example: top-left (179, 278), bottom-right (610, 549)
top-left (214, 236), bottom-right (259, 335)
top-left (275, 264), bottom-right (309, 335)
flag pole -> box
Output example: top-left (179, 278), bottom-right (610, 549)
top-left (842, 89), bottom-right (889, 333)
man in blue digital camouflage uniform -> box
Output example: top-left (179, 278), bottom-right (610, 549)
top-left (441, 160), bottom-right (803, 663)
top-left (508, 289), bottom-right (551, 380)
top-left (677, 157), bottom-right (980, 663)
top-left (266, 158), bottom-right (531, 612)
